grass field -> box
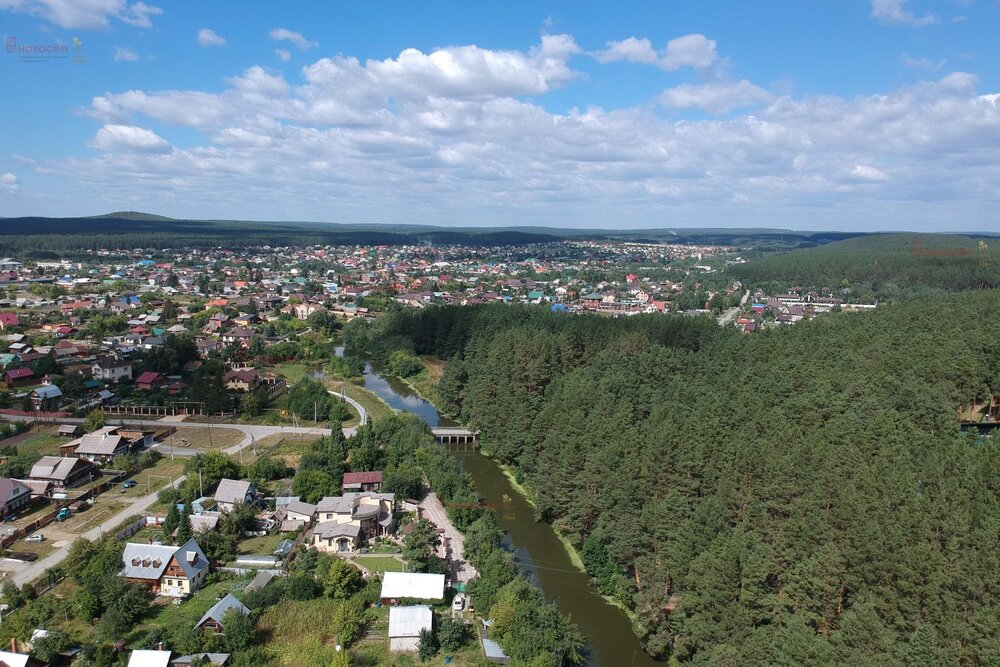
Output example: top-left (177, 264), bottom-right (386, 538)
top-left (169, 426), bottom-right (244, 450)
top-left (400, 356), bottom-right (446, 409)
top-left (238, 531), bottom-right (296, 556)
top-left (353, 555), bottom-right (408, 573)
top-left (325, 378), bottom-right (394, 422)
top-left (238, 432), bottom-right (322, 467)
top-left (58, 500), bottom-right (128, 534)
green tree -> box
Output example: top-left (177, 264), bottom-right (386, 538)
top-left (438, 616), bottom-right (468, 652)
top-left (417, 627), bottom-right (438, 661)
top-left (223, 607), bottom-right (255, 652)
top-left (403, 518), bottom-right (441, 573)
top-left (85, 409), bottom-right (107, 432)
top-left (324, 558), bottom-right (364, 600)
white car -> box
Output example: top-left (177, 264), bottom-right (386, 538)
top-left (25, 533), bottom-right (44, 543)
top-left (452, 593), bottom-right (466, 611)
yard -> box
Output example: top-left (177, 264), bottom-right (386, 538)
top-left (167, 426), bottom-right (244, 450)
top-left (352, 555), bottom-right (409, 573)
top-left (237, 531), bottom-right (298, 557)
top-left (57, 499), bottom-right (128, 535)
top-left (122, 575), bottom-right (245, 647)
top-left (237, 433), bottom-right (322, 467)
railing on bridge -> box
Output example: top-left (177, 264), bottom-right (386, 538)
top-left (432, 427), bottom-right (479, 447)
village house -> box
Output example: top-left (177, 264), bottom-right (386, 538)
top-left (0, 312), bottom-right (19, 330)
top-left (28, 455), bottom-right (94, 489)
top-left (93, 356), bottom-right (133, 382)
top-left (274, 499), bottom-right (316, 531)
top-left (3, 367), bottom-right (34, 388)
top-left (341, 470), bottom-right (383, 492)
top-left (214, 479), bottom-right (256, 512)
top-left (121, 538), bottom-right (209, 598)
top-left (29, 385), bottom-right (63, 411)
top-left (62, 426), bottom-right (152, 464)
top-left (194, 593), bottom-right (250, 634)
top-left (222, 368), bottom-right (260, 393)
top-left (135, 371), bottom-right (167, 391)
top-left (0, 478), bottom-right (33, 519)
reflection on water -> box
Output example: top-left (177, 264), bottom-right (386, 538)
top-left (337, 345), bottom-right (660, 666)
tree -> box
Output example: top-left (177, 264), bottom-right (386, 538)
top-left (417, 627), bottom-right (438, 661)
top-left (388, 349), bottom-right (423, 377)
top-left (162, 502), bottom-right (180, 539)
top-left (438, 616), bottom-right (468, 652)
top-left (324, 558), bottom-right (364, 600)
top-left (403, 518), bottom-right (441, 573)
top-left (98, 577), bottom-right (149, 637)
top-left (292, 469), bottom-right (338, 504)
top-left (85, 409), bottom-right (106, 432)
top-left (32, 630), bottom-right (73, 662)
top-left (176, 503), bottom-right (193, 545)
top-left (332, 599), bottom-right (366, 647)
top-left (223, 607), bottom-right (255, 652)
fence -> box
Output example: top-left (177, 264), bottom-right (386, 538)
top-left (114, 516), bottom-right (147, 541)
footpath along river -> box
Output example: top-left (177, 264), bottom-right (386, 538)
top-left (334, 347), bottom-right (661, 666)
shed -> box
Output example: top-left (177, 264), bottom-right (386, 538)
top-left (380, 572), bottom-right (445, 603)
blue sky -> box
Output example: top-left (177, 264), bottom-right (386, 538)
top-left (0, 0), bottom-right (998, 231)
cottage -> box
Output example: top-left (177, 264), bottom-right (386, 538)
top-left (3, 367), bottom-right (34, 388)
top-left (57, 423), bottom-right (81, 437)
top-left (195, 593), bottom-right (250, 634)
top-left (135, 371), bottom-right (167, 391)
top-left (311, 492), bottom-right (395, 553)
top-left (93, 356), bottom-right (133, 382)
top-left (379, 572), bottom-right (445, 604)
top-left (275, 499), bottom-right (316, 531)
top-left (214, 479), bottom-right (256, 512)
top-left (388, 605), bottom-right (433, 653)
top-left (0, 478), bottom-right (33, 519)
top-left (121, 538), bottom-right (209, 598)
top-left (0, 313), bottom-right (19, 330)
top-left (29, 455), bottom-right (93, 489)
top-left (342, 470), bottom-right (383, 492)
top-left (222, 368), bottom-right (260, 393)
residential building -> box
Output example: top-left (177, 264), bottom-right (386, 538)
top-left (135, 371), bottom-right (167, 391)
top-left (342, 470), bottom-right (383, 492)
top-left (0, 478), bottom-right (33, 519)
top-left (121, 538), bottom-right (209, 598)
top-left (195, 594), bottom-right (250, 634)
top-left (379, 572), bottom-right (445, 604)
top-left (214, 479), bottom-right (256, 512)
top-left (29, 385), bottom-right (63, 411)
top-left (29, 455), bottom-right (94, 489)
top-left (311, 492), bottom-right (396, 553)
top-left (93, 356), bottom-right (133, 382)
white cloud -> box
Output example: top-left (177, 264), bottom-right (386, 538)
top-left (0, 0), bottom-right (162, 29)
top-left (597, 34), bottom-right (718, 71)
top-left (0, 172), bottom-right (18, 189)
top-left (275, 48), bottom-right (291, 62)
top-left (871, 0), bottom-right (938, 26)
top-left (113, 46), bottom-right (138, 61)
top-left (901, 52), bottom-right (946, 71)
top-left (659, 79), bottom-right (773, 114)
top-left (197, 28), bottom-right (225, 47)
top-left (269, 28), bottom-right (317, 51)
top-left (50, 38), bottom-right (1000, 229)
top-left (90, 124), bottom-right (171, 153)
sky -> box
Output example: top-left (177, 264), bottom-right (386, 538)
top-left (0, 0), bottom-right (998, 232)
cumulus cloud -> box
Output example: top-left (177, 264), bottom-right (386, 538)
top-left (871, 0), bottom-right (938, 26)
top-left (269, 28), bottom-right (317, 50)
top-left (659, 79), bottom-right (773, 114)
top-left (113, 46), bottom-right (138, 62)
top-left (52, 37), bottom-right (1000, 229)
top-left (0, 173), bottom-right (18, 190)
top-left (0, 0), bottom-right (162, 29)
top-left (596, 34), bottom-right (718, 71)
top-left (198, 28), bottom-right (225, 47)
top-left (90, 124), bottom-right (172, 153)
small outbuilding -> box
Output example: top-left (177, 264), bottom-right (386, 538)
top-left (388, 605), bottom-right (433, 653)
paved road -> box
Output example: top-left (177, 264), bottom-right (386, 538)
top-left (419, 492), bottom-right (477, 584)
top-left (718, 289), bottom-right (751, 327)
top-left (6, 473), bottom-right (188, 586)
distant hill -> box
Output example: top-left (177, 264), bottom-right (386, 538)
top-left (87, 211), bottom-right (176, 222)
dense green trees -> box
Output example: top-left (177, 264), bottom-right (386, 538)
top-left (352, 293), bottom-right (1000, 663)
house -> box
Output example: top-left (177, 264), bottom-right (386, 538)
top-left (127, 649), bottom-right (172, 667)
top-left (388, 605), bottom-right (433, 653)
top-left (29, 385), bottom-right (63, 411)
top-left (342, 471), bottom-right (383, 492)
top-left (121, 538), bottom-right (209, 598)
top-left (135, 371), bottom-right (167, 391)
top-left (93, 356), bottom-right (133, 382)
top-left (311, 492), bottom-right (396, 553)
top-left (379, 572), bottom-right (445, 604)
top-left (0, 478), bottom-right (33, 519)
top-left (68, 431), bottom-right (130, 464)
top-left (57, 424), bottom-right (82, 437)
top-left (222, 368), bottom-right (260, 393)
top-left (3, 367), bottom-right (34, 388)
top-left (29, 455), bottom-right (93, 489)
top-left (15, 479), bottom-right (53, 500)
top-left (244, 570), bottom-right (276, 594)
top-left (188, 514), bottom-right (220, 534)
top-left (214, 479), bottom-right (256, 512)
top-left (194, 593), bottom-right (250, 634)
top-left (275, 499), bottom-right (316, 531)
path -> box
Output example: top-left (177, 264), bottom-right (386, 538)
top-left (7, 473), bottom-right (187, 586)
top-left (419, 491), bottom-right (477, 584)
top-left (718, 289), bottom-right (751, 326)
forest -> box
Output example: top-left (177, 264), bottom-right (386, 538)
top-left (730, 233), bottom-right (999, 295)
top-left (346, 291), bottom-right (1000, 664)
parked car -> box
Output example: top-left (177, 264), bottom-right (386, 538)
top-left (122, 479), bottom-right (138, 489)
top-left (452, 593), bottom-right (466, 611)
top-left (55, 508), bottom-right (71, 521)
top-left (26, 533), bottom-right (44, 543)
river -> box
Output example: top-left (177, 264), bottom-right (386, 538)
top-left (334, 347), bottom-right (661, 666)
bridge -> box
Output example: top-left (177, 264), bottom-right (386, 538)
top-left (432, 427), bottom-right (479, 445)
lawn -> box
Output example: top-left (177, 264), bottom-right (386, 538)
top-left (270, 362), bottom-right (314, 385)
top-left (325, 378), bottom-right (394, 422)
top-left (238, 433), bottom-right (321, 467)
top-left (237, 531), bottom-right (297, 556)
top-left (5, 429), bottom-right (64, 459)
top-left (256, 597), bottom-right (356, 666)
top-left (168, 426), bottom-right (244, 450)
top-left (353, 555), bottom-right (408, 573)
top-left (58, 499), bottom-right (128, 534)
top-left (123, 575), bottom-right (244, 647)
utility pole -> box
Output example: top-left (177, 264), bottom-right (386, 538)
top-left (199, 469), bottom-right (203, 498)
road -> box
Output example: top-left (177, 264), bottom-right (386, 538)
top-left (0, 397), bottom-right (371, 585)
top-left (6, 473), bottom-right (188, 586)
top-left (419, 492), bottom-right (477, 584)
top-left (718, 289), bottom-right (751, 327)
